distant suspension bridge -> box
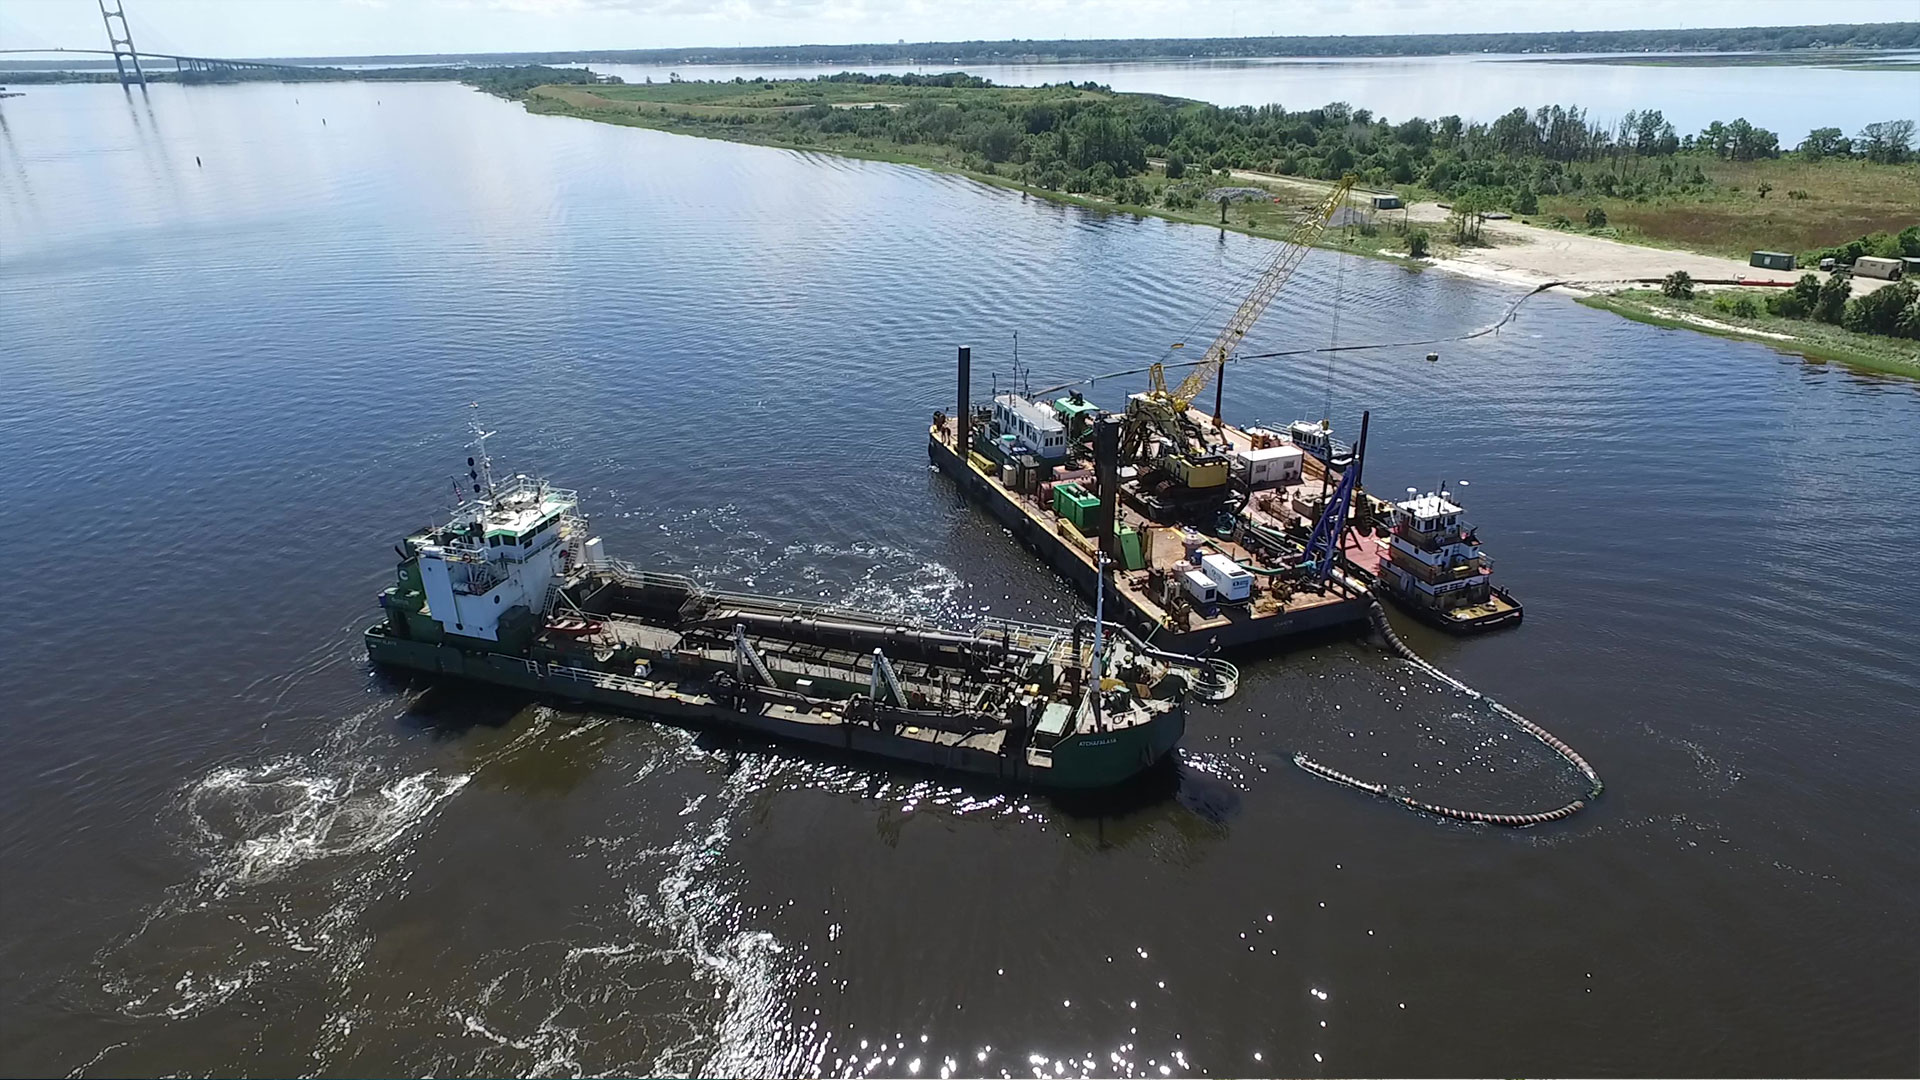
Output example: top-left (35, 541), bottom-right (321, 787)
top-left (1, 0), bottom-right (313, 88)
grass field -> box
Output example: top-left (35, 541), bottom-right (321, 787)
top-left (1537, 158), bottom-right (1920, 258)
top-left (1581, 289), bottom-right (1920, 379)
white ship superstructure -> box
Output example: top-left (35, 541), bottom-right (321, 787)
top-left (411, 425), bottom-right (593, 642)
top-left (1375, 487), bottom-right (1519, 630)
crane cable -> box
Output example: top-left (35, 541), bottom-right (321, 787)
top-left (1031, 279), bottom-right (1567, 400)
top-left (1324, 238), bottom-right (1348, 422)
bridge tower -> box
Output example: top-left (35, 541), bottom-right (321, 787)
top-left (97, 0), bottom-right (147, 88)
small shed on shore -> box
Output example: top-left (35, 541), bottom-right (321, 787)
top-left (1750, 250), bottom-right (1796, 271)
top-left (1370, 193), bottom-right (1403, 210)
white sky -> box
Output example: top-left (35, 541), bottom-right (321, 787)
top-left (0, 0), bottom-right (1912, 59)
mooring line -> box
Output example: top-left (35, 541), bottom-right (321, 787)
top-left (1294, 597), bottom-right (1602, 828)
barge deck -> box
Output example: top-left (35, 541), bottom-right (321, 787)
top-left (929, 415), bottom-right (1372, 653)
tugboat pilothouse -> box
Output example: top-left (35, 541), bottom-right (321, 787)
top-left (1374, 487), bottom-right (1523, 632)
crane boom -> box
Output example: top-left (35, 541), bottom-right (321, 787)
top-left (1168, 174), bottom-right (1359, 414)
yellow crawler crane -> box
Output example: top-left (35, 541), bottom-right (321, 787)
top-left (1121, 175), bottom-right (1360, 491)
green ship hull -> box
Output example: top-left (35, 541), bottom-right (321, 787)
top-left (365, 438), bottom-right (1227, 791)
top-left (365, 621), bottom-right (1185, 789)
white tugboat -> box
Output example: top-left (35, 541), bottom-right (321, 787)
top-left (1374, 485), bottom-right (1523, 632)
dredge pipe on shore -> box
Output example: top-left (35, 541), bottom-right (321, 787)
top-left (1294, 598), bottom-right (1603, 828)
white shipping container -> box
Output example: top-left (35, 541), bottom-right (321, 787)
top-left (1199, 553), bottom-right (1254, 602)
top-left (1182, 569), bottom-right (1217, 603)
top-left (1853, 256), bottom-right (1903, 280)
top-left (1232, 445), bottom-right (1305, 488)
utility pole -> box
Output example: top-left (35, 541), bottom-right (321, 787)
top-left (98, 0), bottom-right (146, 89)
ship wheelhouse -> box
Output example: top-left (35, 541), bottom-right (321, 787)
top-left (409, 475), bottom-right (583, 642)
top-left (1381, 493), bottom-right (1493, 610)
top-left (989, 393), bottom-right (1070, 461)
top-left (1284, 419), bottom-right (1354, 467)
top-left (381, 420), bottom-right (592, 646)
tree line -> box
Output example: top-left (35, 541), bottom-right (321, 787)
top-left (731, 79), bottom-right (1915, 216)
top-left (1667, 268), bottom-right (1920, 341)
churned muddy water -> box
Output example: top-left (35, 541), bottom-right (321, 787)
top-left (1, 81), bottom-right (1915, 1077)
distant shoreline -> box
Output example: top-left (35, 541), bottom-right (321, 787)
top-left (10, 49), bottom-right (1920, 76)
top-left (1503, 50), bottom-right (1920, 70)
top-left (2, 21), bottom-right (1914, 73)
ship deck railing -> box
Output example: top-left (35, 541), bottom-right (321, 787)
top-left (523, 657), bottom-right (653, 695)
top-left (487, 475), bottom-right (578, 506)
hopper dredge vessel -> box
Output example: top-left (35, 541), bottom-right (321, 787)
top-left (366, 426), bottom-right (1235, 790)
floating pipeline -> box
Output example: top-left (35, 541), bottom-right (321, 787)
top-left (1293, 597), bottom-right (1603, 828)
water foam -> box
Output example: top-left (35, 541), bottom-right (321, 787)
top-left (620, 754), bottom-right (798, 1077)
top-left (185, 761), bottom-right (468, 893)
top-left (96, 702), bottom-right (473, 1034)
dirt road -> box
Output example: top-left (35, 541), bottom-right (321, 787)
top-left (1213, 165), bottom-right (1885, 295)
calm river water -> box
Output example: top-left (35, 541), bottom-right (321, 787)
top-left (1, 81), bottom-right (1916, 1078)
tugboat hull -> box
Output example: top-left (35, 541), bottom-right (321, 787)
top-left (1375, 582), bottom-right (1524, 634)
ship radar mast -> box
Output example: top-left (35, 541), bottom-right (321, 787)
top-left (465, 403), bottom-right (498, 505)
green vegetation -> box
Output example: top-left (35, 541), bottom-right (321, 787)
top-left (526, 74), bottom-right (1447, 262)
top-left (530, 74), bottom-right (1918, 262)
top-left (1533, 155), bottom-right (1919, 258)
top-left (1710, 272), bottom-right (1920, 342)
top-left (461, 66), bottom-right (610, 99)
top-left (1804, 224), bottom-right (1920, 267)
top-left (1583, 287), bottom-right (1920, 379)
top-left (1842, 279), bottom-right (1920, 337)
